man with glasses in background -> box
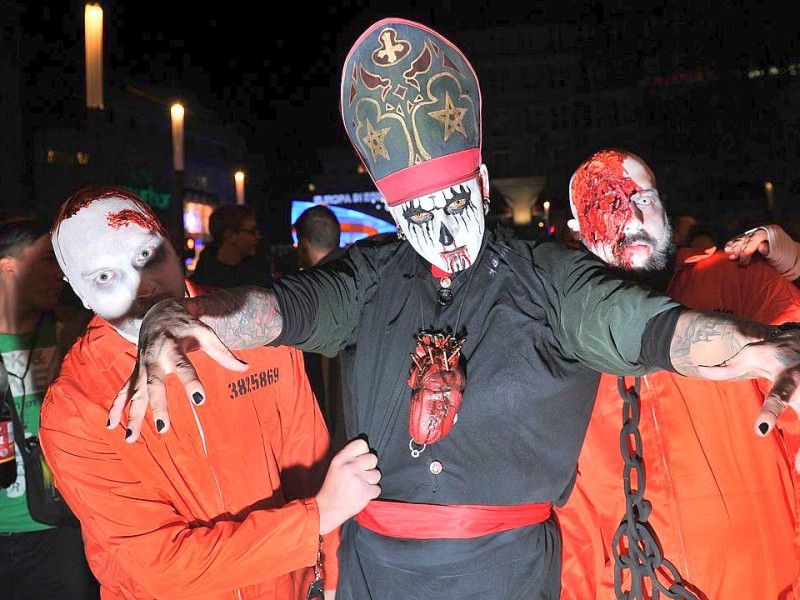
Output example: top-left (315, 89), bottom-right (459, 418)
top-left (191, 204), bottom-right (273, 289)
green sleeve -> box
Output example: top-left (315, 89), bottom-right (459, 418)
top-left (271, 244), bottom-right (377, 357)
top-left (532, 242), bottom-right (681, 375)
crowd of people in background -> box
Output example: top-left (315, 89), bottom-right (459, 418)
top-left (2, 14), bottom-right (800, 600)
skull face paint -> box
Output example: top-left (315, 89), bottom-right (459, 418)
top-left (388, 177), bottom-right (485, 274)
top-left (52, 190), bottom-right (185, 343)
top-left (569, 149), bottom-right (673, 271)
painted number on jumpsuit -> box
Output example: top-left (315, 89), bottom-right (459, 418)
top-left (228, 368), bottom-right (280, 399)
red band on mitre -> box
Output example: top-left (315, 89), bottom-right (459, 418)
top-left (376, 149), bottom-right (482, 207)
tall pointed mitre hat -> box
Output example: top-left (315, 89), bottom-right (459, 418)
top-left (340, 18), bottom-right (482, 207)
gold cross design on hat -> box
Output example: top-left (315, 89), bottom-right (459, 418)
top-left (375, 29), bottom-right (410, 66)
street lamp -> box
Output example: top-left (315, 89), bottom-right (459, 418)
top-left (84, 3), bottom-right (104, 110)
top-left (170, 103), bottom-right (185, 172)
top-left (764, 181), bottom-right (775, 216)
top-left (235, 171), bottom-right (245, 205)
top-left (170, 103), bottom-right (185, 247)
top-left (543, 201), bottom-right (551, 234)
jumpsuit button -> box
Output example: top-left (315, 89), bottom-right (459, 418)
top-left (429, 460), bottom-right (443, 475)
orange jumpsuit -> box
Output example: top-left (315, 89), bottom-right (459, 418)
top-left (40, 281), bottom-right (339, 599)
top-left (558, 248), bottom-right (800, 600)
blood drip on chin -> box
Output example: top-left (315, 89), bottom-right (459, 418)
top-left (440, 247), bottom-right (470, 273)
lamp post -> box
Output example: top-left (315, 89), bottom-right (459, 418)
top-left (764, 181), bottom-right (776, 219)
top-left (83, 3), bottom-right (104, 184)
top-left (170, 103), bottom-right (185, 246)
top-left (543, 201), bottom-right (551, 235)
top-left (170, 103), bottom-right (185, 172)
top-left (84, 3), bottom-right (104, 110)
top-left (235, 170), bottom-right (245, 205)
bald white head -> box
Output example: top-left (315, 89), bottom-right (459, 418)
top-left (52, 191), bottom-right (185, 342)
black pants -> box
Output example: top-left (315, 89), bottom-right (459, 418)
top-left (0, 526), bottom-right (100, 600)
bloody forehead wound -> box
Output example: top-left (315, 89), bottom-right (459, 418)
top-left (571, 149), bottom-right (638, 247)
top-left (53, 185), bottom-right (167, 240)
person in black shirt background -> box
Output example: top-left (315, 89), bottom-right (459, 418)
top-left (191, 204), bottom-right (273, 289)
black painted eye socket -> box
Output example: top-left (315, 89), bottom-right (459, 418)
top-left (444, 185), bottom-right (471, 215)
top-left (402, 205), bottom-right (434, 225)
top-left (140, 243), bottom-right (168, 267)
top-left (445, 196), bottom-right (468, 214)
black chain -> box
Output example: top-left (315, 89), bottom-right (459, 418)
top-left (611, 376), bottom-right (699, 600)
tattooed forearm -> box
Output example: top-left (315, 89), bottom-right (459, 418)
top-left (184, 286), bottom-right (282, 349)
top-left (670, 310), bottom-right (771, 377)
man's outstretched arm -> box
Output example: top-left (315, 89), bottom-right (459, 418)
top-left (668, 310), bottom-right (800, 446)
top-left (668, 309), bottom-right (769, 378)
top-left (117, 289), bottom-right (800, 457)
top-left (109, 285), bottom-right (281, 440)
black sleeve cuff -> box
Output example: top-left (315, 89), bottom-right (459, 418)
top-left (639, 306), bottom-right (684, 372)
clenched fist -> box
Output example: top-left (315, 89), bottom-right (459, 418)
top-left (316, 438), bottom-right (381, 535)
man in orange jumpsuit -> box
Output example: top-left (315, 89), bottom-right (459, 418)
top-left (557, 148), bottom-right (800, 599)
top-left (39, 186), bottom-right (381, 599)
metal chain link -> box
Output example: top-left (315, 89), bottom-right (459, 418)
top-left (611, 376), bottom-right (699, 600)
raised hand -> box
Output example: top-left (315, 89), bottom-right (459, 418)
top-left (725, 224), bottom-right (800, 281)
top-left (692, 323), bottom-right (800, 452)
top-left (109, 297), bottom-right (248, 442)
top-left (315, 438), bottom-right (381, 535)
top-left (724, 227), bottom-right (770, 266)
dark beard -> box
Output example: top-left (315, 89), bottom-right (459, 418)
top-left (618, 235), bottom-right (669, 272)
top-left (614, 227), bottom-right (677, 292)
top-left (619, 215), bottom-right (676, 272)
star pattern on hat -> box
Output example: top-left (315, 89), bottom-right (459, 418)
top-left (363, 119), bottom-right (391, 161)
top-left (428, 92), bottom-right (467, 141)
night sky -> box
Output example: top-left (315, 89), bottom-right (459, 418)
top-left (19, 0), bottom-right (795, 200)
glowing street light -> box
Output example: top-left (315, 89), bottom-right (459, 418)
top-left (170, 103), bottom-right (185, 172)
top-left (543, 200), bottom-right (551, 234)
top-left (235, 171), bottom-right (245, 205)
top-left (84, 3), bottom-right (104, 109)
top-left (764, 181), bottom-right (775, 213)
top-left (170, 103), bottom-right (186, 249)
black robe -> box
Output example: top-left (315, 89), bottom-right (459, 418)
top-left (272, 231), bottom-right (679, 599)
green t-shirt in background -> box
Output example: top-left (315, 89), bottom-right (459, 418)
top-left (0, 313), bottom-right (60, 532)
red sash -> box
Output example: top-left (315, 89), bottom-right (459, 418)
top-left (355, 500), bottom-right (552, 539)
